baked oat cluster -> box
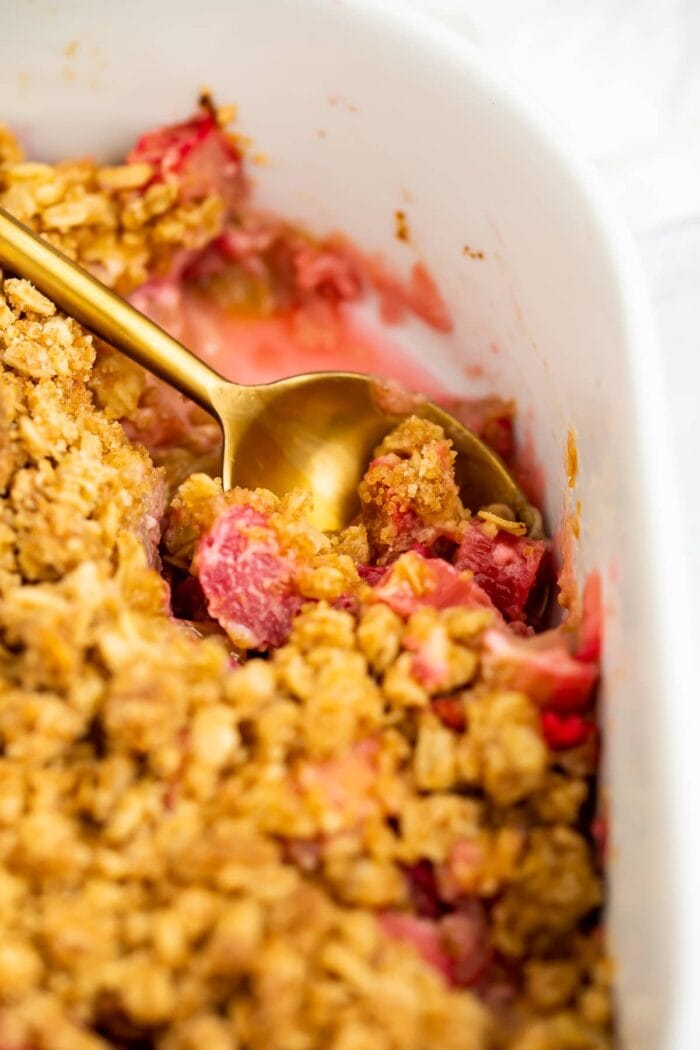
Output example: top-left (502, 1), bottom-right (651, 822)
top-left (0, 109), bottom-right (611, 1049)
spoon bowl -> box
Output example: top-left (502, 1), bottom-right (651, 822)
top-left (212, 370), bottom-right (533, 531)
top-left (0, 205), bottom-right (535, 532)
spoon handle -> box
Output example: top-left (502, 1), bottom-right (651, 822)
top-left (0, 205), bottom-right (225, 414)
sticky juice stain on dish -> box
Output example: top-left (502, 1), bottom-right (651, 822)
top-left (462, 362), bottom-right (485, 380)
top-left (328, 93), bottom-right (358, 113)
top-left (394, 209), bottom-right (410, 243)
top-left (566, 427), bottom-right (579, 487)
top-left (556, 500), bottom-right (583, 616)
top-left (141, 284), bottom-right (447, 395)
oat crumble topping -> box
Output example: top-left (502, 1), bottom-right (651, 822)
top-left (0, 111), bottom-right (611, 1050)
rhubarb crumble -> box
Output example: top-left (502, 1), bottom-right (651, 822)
top-left (0, 104), bottom-right (611, 1050)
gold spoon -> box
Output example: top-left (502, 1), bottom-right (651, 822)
top-left (0, 205), bottom-right (536, 533)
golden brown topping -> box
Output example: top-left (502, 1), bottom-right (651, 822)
top-left (457, 690), bottom-right (548, 805)
top-left (493, 828), bottom-right (603, 958)
top-left (0, 117), bottom-right (610, 1050)
top-left (0, 127), bottom-right (227, 293)
top-left (359, 416), bottom-right (465, 561)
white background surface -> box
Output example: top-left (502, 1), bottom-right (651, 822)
top-left (399, 0), bottom-right (700, 593)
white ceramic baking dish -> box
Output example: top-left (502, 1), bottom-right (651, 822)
top-left (1, 1), bottom-right (697, 1045)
